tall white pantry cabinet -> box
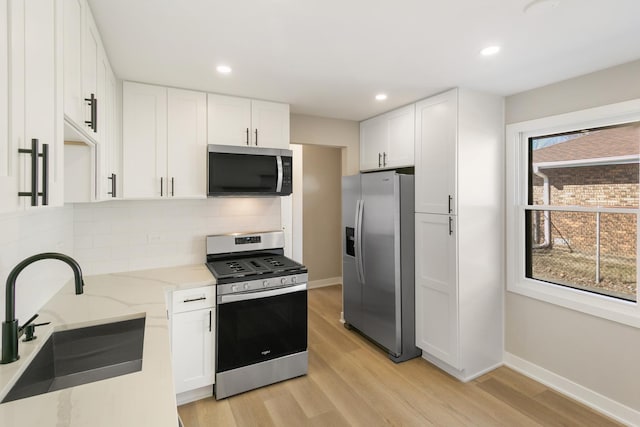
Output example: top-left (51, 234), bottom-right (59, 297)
top-left (414, 88), bottom-right (504, 381)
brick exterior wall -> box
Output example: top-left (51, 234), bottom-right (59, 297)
top-left (531, 163), bottom-right (638, 257)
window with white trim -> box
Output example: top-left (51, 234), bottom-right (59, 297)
top-left (506, 100), bottom-right (640, 327)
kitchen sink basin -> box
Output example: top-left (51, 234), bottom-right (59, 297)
top-left (1, 316), bottom-right (145, 403)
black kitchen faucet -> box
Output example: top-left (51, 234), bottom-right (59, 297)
top-left (1, 253), bottom-right (85, 364)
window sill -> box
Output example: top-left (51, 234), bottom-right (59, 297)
top-left (507, 278), bottom-right (640, 329)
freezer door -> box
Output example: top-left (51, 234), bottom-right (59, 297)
top-left (360, 171), bottom-right (399, 353)
top-left (342, 175), bottom-right (363, 329)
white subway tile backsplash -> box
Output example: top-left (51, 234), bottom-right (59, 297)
top-left (0, 198), bottom-right (281, 318)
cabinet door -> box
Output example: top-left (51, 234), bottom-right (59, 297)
top-left (167, 88), bottom-right (207, 198)
top-left (23, 0), bottom-right (61, 208)
top-left (0, 0), bottom-right (17, 213)
top-left (172, 308), bottom-right (215, 394)
top-left (415, 212), bottom-right (459, 368)
top-left (62, 0), bottom-right (84, 126)
top-left (385, 104), bottom-right (414, 169)
top-left (82, 6), bottom-right (99, 138)
top-left (207, 93), bottom-right (251, 146)
top-left (359, 115), bottom-right (387, 171)
top-left (415, 90), bottom-right (457, 214)
top-left (250, 100), bottom-right (289, 148)
top-left (96, 58), bottom-right (117, 200)
top-left (122, 82), bottom-right (167, 199)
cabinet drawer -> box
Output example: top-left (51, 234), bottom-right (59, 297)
top-left (172, 286), bottom-right (215, 313)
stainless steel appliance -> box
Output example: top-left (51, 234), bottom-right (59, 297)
top-left (205, 231), bottom-right (308, 399)
top-left (207, 144), bottom-right (293, 196)
top-left (342, 171), bottom-right (421, 362)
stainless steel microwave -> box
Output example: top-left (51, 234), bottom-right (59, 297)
top-left (207, 144), bottom-right (293, 196)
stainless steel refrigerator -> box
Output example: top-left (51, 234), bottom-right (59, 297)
top-left (342, 170), bottom-right (421, 363)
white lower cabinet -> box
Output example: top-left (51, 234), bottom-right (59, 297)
top-left (415, 213), bottom-right (459, 368)
top-left (170, 286), bottom-right (215, 403)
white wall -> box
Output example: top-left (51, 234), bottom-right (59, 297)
top-left (505, 59), bottom-right (640, 422)
top-left (0, 206), bottom-right (74, 323)
top-left (72, 198), bottom-right (282, 275)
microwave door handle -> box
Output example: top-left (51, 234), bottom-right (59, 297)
top-left (276, 155), bottom-right (283, 192)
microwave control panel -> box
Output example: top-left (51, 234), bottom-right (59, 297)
top-left (281, 157), bottom-right (293, 195)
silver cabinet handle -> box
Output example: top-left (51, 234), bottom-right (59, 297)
top-left (254, 128), bottom-right (258, 146)
top-left (378, 153), bottom-right (382, 167)
top-left (449, 216), bottom-right (453, 235)
top-left (383, 152), bottom-right (387, 167)
top-left (246, 128), bottom-right (250, 145)
top-left (171, 177), bottom-right (175, 197)
top-left (160, 177), bottom-right (163, 197)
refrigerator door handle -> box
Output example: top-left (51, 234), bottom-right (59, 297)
top-left (355, 199), bottom-right (365, 285)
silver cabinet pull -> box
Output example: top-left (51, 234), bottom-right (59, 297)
top-left (383, 152), bottom-right (387, 167)
top-left (160, 177), bottom-right (163, 197)
top-left (246, 128), bottom-right (249, 145)
top-left (449, 216), bottom-right (453, 235)
top-left (254, 128), bottom-right (258, 146)
top-left (171, 177), bottom-right (175, 196)
top-left (378, 153), bottom-right (382, 167)
top-left (448, 195), bottom-right (453, 213)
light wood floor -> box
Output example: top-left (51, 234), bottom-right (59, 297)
top-left (178, 285), bottom-right (621, 427)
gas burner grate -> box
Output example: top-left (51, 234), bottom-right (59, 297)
top-left (226, 261), bottom-right (247, 272)
top-left (264, 257), bottom-right (285, 267)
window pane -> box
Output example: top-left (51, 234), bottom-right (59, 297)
top-left (529, 124), bottom-right (640, 208)
top-left (526, 122), bottom-right (639, 303)
top-left (526, 210), bottom-right (636, 302)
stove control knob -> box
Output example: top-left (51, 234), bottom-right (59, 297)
top-left (244, 283), bottom-right (250, 290)
top-left (280, 278), bottom-right (287, 285)
top-left (292, 276), bottom-right (297, 283)
top-left (263, 280), bottom-right (268, 288)
top-left (231, 285), bottom-right (238, 293)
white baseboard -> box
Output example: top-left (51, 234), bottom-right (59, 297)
top-left (176, 385), bottom-right (213, 406)
top-left (308, 276), bottom-right (341, 289)
top-left (421, 352), bottom-right (502, 383)
top-left (505, 352), bottom-right (640, 426)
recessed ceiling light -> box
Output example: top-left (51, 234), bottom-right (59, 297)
top-left (375, 93), bottom-right (387, 101)
top-left (216, 65), bottom-right (232, 74)
top-left (480, 46), bottom-right (501, 56)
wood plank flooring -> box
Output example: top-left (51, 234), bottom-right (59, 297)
top-left (178, 285), bottom-right (622, 427)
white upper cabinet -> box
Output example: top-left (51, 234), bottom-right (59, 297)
top-left (250, 100), bottom-right (290, 149)
top-left (3, 0), bottom-right (64, 211)
top-left (63, 0), bottom-right (104, 141)
top-left (207, 93), bottom-right (290, 149)
top-left (360, 104), bottom-right (414, 171)
top-left (207, 94), bottom-right (251, 146)
top-left (62, 0), bottom-right (83, 126)
top-left (0, 0), bottom-right (14, 213)
top-left (95, 54), bottom-right (118, 200)
top-left (167, 88), bottom-right (207, 198)
top-left (122, 82), bottom-right (207, 199)
top-left (122, 82), bottom-right (167, 199)
top-left (414, 90), bottom-right (457, 214)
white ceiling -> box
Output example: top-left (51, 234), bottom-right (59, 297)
top-left (88, 0), bottom-right (640, 121)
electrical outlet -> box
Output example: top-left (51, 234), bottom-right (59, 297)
top-left (148, 232), bottom-right (162, 244)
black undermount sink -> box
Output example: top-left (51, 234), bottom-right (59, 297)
top-left (1, 316), bottom-right (145, 403)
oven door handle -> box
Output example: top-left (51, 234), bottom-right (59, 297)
top-left (218, 283), bottom-right (306, 304)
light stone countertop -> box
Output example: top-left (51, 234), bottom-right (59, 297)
top-left (0, 264), bottom-right (215, 427)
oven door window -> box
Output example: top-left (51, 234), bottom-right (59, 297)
top-left (217, 290), bottom-right (307, 372)
top-left (209, 152), bottom-right (278, 194)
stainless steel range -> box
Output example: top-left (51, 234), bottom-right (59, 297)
top-left (206, 231), bottom-right (308, 400)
